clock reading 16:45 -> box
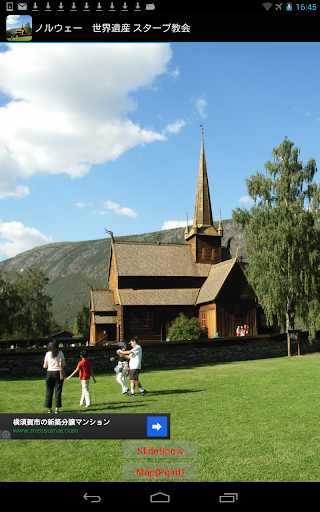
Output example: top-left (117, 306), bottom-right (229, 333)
top-left (295, 3), bottom-right (317, 8)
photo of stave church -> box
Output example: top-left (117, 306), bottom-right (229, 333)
top-left (14, 23), bottom-right (26, 37)
top-left (90, 134), bottom-right (270, 345)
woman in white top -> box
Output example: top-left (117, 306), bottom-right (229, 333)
top-left (43, 340), bottom-right (66, 413)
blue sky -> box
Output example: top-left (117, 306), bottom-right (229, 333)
top-left (6, 14), bottom-right (32, 30)
top-left (0, 42), bottom-right (320, 260)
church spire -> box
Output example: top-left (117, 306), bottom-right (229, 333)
top-left (185, 128), bottom-right (222, 264)
top-left (192, 128), bottom-right (213, 230)
top-left (185, 128), bottom-right (219, 240)
top-left (218, 209), bottom-right (223, 237)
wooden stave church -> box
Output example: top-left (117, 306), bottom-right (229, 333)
top-left (14, 23), bottom-right (26, 37)
top-left (89, 135), bottom-right (266, 345)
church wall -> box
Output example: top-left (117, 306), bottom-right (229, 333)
top-left (216, 299), bottom-right (257, 337)
top-left (89, 313), bottom-right (96, 346)
top-left (199, 304), bottom-right (217, 338)
top-left (218, 264), bottom-right (256, 301)
top-left (123, 305), bottom-right (198, 342)
top-left (118, 276), bottom-right (206, 289)
top-left (108, 252), bottom-right (118, 298)
top-left (90, 324), bottom-right (116, 345)
top-left (186, 235), bottom-right (222, 264)
top-left (186, 236), bottom-right (196, 262)
top-left (117, 305), bottom-right (123, 342)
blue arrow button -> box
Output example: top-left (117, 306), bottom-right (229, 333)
top-left (147, 416), bottom-right (168, 437)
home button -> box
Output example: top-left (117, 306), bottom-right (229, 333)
top-left (150, 492), bottom-right (170, 504)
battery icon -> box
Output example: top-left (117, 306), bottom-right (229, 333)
top-left (219, 493), bottom-right (239, 503)
top-left (286, 2), bottom-right (293, 9)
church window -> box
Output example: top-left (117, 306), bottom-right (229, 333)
top-left (142, 311), bottom-right (154, 328)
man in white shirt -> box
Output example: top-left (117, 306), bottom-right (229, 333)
top-left (117, 338), bottom-right (146, 396)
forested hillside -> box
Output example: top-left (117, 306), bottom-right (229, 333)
top-left (0, 220), bottom-right (244, 327)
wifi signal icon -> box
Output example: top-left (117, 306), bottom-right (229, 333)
top-left (262, 2), bottom-right (273, 8)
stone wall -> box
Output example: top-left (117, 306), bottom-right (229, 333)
top-left (1, 333), bottom-right (320, 376)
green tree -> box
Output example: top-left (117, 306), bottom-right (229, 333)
top-left (9, 268), bottom-right (52, 339)
top-left (24, 22), bottom-right (32, 36)
top-left (232, 137), bottom-right (320, 339)
top-left (0, 270), bottom-right (12, 337)
top-left (168, 312), bottom-right (202, 341)
top-left (73, 305), bottom-right (90, 338)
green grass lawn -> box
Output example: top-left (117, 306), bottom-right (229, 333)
top-left (1, 356), bottom-right (320, 482)
top-left (6, 36), bottom-right (32, 42)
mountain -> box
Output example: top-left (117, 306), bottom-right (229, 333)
top-left (0, 220), bottom-right (245, 327)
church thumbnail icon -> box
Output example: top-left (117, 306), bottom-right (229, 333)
top-left (6, 14), bottom-right (32, 42)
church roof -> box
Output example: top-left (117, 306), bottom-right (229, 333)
top-left (118, 288), bottom-right (200, 306)
top-left (93, 259), bottom-right (242, 308)
top-left (196, 258), bottom-right (236, 304)
top-left (90, 289), bottom-right (116, 312)
top-left (93, 315), bottom-right (117, 324)
top-left (113, 241), bottom-right (210, 277)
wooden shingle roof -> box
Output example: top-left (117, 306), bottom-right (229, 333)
top-left (113, 242), bottom-right (210, 277)
top-left (118, 288), bottom-right (200, 306)
top-left (106, 240), bottom-right (240, 308)
top-left (94, 315), bottom-right (117, 325)
top-left (90, 289), bottom-right (116, 312)
top-left (196, 258), bottom-right (236, 305)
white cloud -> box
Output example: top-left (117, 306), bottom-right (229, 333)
top-left (0, 220), bottom-right (53, 259)
top-left (163, 119), bottom-right (186, 135)
top-left (171, 67), bottom-right (180, 79)
top-left (0, 43), bottom-right (175, 199)
top-left (75, 199), bottom-right (138, 218)
top-left (0, 184), bottom-right (29, 200)
top-left (195, 95), bottom-right (208, 119)
top-left (162, 220), bottom-right (193, 230)
top-left (102, 201), bottom-right (138, 218)
top-left (238, 195), bottom-right (254, 204)
top-left (6, 15), bottom-right (20, 26)
top-left (0, 143), bottom-right (30, 199)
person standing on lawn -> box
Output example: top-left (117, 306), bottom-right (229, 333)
top-left (66, 350), bottom-right (96, 407)
top-left (43, 340), bottom-right (66, 413)
top-left (110, 341), bottom-right (130, 395)
top-left (117, 337), bottom-right (146, 396)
